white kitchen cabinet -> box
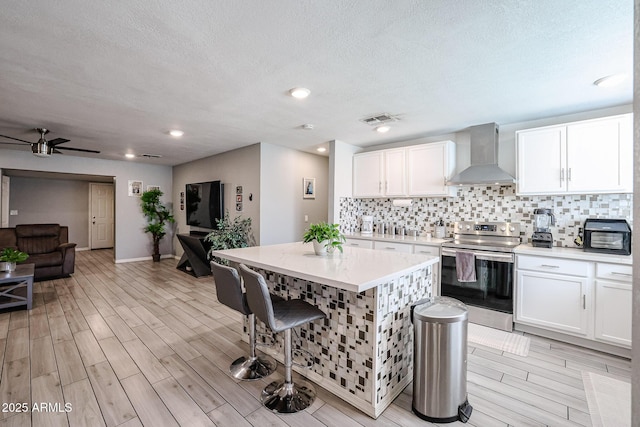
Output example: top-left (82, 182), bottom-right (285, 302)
top-left (594, 263), bottom-right (632, 347)
top-left (413, 243), bottom-right (441, 295)
top-left (516, 113), bottom-right (632, 195)
top-left (344, 238), bottom-right (374, 249)
top-left (407, 141), bottom-right (456, 197)
top-left (373, 241), bottom-right (413, 253)
top-left (353, 149), bottom-right (406, 197)
top-left (353, 151), bottom-right (384, 197)
top-left (516, 256), bottom-right (590, 337)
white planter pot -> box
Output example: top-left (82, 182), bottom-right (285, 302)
top-left (1, 262), bottom-right (16, 272)
top-left (312, 240), bottom-right (329, 256)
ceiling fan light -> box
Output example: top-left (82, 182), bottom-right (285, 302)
top-left (169, 129), bottom-right (184, 137)
top-left (125, 153), bottom-right (135, 159)
top-left (32, 142), bottom-right (51, 157)
top-left (375, 125), bottom-right (391, 133)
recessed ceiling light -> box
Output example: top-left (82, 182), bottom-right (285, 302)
top-left (593, 74), bottom-right (627, 87)
top-left (125, 153), bottom-right (135, 159)
top-left (375, 125), bottom-right (391, 133)
top-left (317, 147), bottom-right (327, 153)
top-left (169, 129), bottom-right (184, 137)
top-left (301, 123), bottom-right (314, 130)
top-left (289, 87), bottom-right (310, 99)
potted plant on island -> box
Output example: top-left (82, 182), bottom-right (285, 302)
top-left (205, 212), bottom-right (256, 266)
top-left (302, 222), bottom-right (346, 256)
top-left (0, 248), bottom-right (29, 272)
top-left (140, 188), bottom-right (175, 262)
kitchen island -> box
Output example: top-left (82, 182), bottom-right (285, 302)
top-left (210, 242), bottom-right (438, 418)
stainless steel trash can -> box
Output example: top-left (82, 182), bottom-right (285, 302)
top-left (411, 297), bottom-right (472, 423)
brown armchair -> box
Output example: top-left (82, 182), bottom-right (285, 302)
top-left (0, 224), bottom-right (76, 281)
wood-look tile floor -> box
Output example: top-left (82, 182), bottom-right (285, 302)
top-left (0, 249), bottom-right (631, 427)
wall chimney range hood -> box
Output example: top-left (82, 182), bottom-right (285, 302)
top-left (446, 122), bottom-right (516, 185)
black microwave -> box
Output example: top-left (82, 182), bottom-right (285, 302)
top-left (583, 219), bottom-right (631, 256)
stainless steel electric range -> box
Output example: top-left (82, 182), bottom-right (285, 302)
top-left (440, 221), bottom-right (521, 331)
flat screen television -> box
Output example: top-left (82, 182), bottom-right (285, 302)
top-left (185, 181), bottom-right (224, 229)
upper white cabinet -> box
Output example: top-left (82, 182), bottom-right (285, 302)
top-left (516, 114), bottom-right (632, 195)
top-left (353, 149), bottom-right (405, 197)
top-left (353, 141), bottom-right (456, 198)
top-left (407, 141), bottom-right (456, 197)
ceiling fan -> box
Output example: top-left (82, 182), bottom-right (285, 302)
top-left (0, 128), bottom-right (100, 157)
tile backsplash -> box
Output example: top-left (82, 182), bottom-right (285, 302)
top-left (339, 186), bottom-right (633, 248)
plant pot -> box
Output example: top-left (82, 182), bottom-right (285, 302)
top-left (152, 254), bottom-right (161, 262)
top-left (4, 262), bottom-right (16, 272)
top-left (312, 240), bottom-right (328, 256)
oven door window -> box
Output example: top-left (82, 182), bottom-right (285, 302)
top-left (440, 255), bottom-right (514, 313)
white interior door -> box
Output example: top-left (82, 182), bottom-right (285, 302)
top-left (90, 183), bottom-right (114, 249)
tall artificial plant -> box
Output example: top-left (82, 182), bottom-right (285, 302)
top-left (140, 188), bottom-right (175, 262)
top-left (205, 211), bottom-right (256, 265)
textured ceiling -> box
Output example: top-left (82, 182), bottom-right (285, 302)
top-left (0, 0), bottom-right (632, 166)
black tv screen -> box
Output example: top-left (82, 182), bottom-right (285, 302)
top-left (185, 181), bottom-right (224, 229)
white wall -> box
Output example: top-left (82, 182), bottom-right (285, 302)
top-left (260, 143), bottom-right (329, 245)
top-left (328, 140), bottom-right (359, 223)
top-left (172, 144), bottom-right (261, 254)
top-left (8, 177), bottom-right (90, 247)
top-left (0, 149), bottom-right (172, 261)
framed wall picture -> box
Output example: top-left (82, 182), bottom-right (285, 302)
top-left (147, 185), bottom-right (160, 192)
top-left (303, 178), bottom-right (315, 199)
top-left (128, 180), bottom-right (143, 197)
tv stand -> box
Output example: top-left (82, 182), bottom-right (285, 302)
top-left (176, 233), bottom-right (212, 277)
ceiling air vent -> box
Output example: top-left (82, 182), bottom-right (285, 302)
top-left (359, 113), bottom-right (400, 126)
top-left (138, 153), bottom-right (163, 159)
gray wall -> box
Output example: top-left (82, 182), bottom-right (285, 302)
top-left (0, 149), bottom-right (172, 261)
top-left (8, 177), bottom-right (90, 247)
top-left (172, 144), bottom-right (261, 254)
top-left (260, 143), bottom-right (329, 245)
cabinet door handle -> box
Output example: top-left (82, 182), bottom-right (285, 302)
top-left (611, 271), bottom-right (632, 277)
top-left (384, 247), bottom-right (396, 250)
top-left (540, 264), bottom-right (560, 269)
top-left (385, 181), bottom-right (389, 191)
top-left (418, 250), bottom-right (432, 254)
top-left (351, 243), bottom-right (360, 246)
top-left (583, 295), bottom-right (586, 309)
top-left (560, 168), bottom-right (565, 182)
top-left (568, 167), bottom-right (572, 181)
top-left (379, 181), bottom-right (382, 192)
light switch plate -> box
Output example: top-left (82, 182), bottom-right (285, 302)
top-left (9, 210), bottom-right (18, 215)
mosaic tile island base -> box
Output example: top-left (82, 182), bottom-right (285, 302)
top-left (211, 242), bottom-right (437, 418)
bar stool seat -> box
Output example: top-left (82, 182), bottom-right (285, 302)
top-left (210, 261), bottom-right (278, 381)
top-left (240, 264), bottom-right (326, 414)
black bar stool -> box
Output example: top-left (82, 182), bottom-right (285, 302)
top-left (239, 264), bottom-right (326, 414)
top-left (210, 261), bottom-right (277, 381)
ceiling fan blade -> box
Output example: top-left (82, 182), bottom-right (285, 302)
top-left (53, 148), bottom-right (63, 154)
top-left (0, 141), bottom-right (28, 147)
top-left (0, 134), bottom-right (31, 144)
top-left (55, 146), bottom-right (101, 154)
top-left (48, 138), bottom-right (70, 146)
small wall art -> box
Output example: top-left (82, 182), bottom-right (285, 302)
top-left (128, 180), bottom-right (143, 197)
top-left (303, 177), bottom-right (315, 199)
top-left (147, 185), bottom-right (160, 192)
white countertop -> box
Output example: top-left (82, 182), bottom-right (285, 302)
top-left (345, 232), bottom-right (450, 247)
top-left (210, 242), bottom-right (439, 293)
top-left (514, 244), bottom-right (632, 265)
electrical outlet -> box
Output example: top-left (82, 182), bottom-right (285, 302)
top-left (304, 215), bottom-right (309, 222)
top-left (9, 210), bottom-right (18, 215)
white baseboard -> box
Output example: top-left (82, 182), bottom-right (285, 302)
top-left (115, 254), bottom-right (175, 264)
top-left (76, 247), bottom-right (90, 252)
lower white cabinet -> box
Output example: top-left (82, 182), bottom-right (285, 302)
top-left (344, 238), bottom-right (374, 249)
top-left (594, 263), bottom-right (632, 347)
top-left (373, 241), bottom-right (413, 253)
top-left (516, 254), bottom-right (631, 349)
top-left (516, 269), bottom-right (590, 337)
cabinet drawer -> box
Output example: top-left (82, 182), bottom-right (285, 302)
top-left (344, 238), bottom-right (373, 249)
top-left (373, 241), bottom-right (413, 253)
top-left (413, 245), bottom-right (440, 257)
top-left (596, 263), bottom-right (632, 282)
top-left (517, 255), bottom-right (589, 277)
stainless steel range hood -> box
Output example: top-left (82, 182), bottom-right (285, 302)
top-left (446, 122), bottom-right (515, 185)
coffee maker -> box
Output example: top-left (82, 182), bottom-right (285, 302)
top-left (532, 208), bottom-right (555, 248)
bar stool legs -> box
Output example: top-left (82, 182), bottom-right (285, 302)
top-left (229, 313), bottom-right (277, 381)
top-left (261, 328), bottom-right (317, 413)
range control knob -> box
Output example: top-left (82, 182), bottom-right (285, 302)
top-left (465, 225), bottom-right (471, 230)
top-left (458, 224), bottom-right (463, 229)
top-left (500, 226), bottom-right (506, 231)
top-left (509, 226), bottom-right (516, 232)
